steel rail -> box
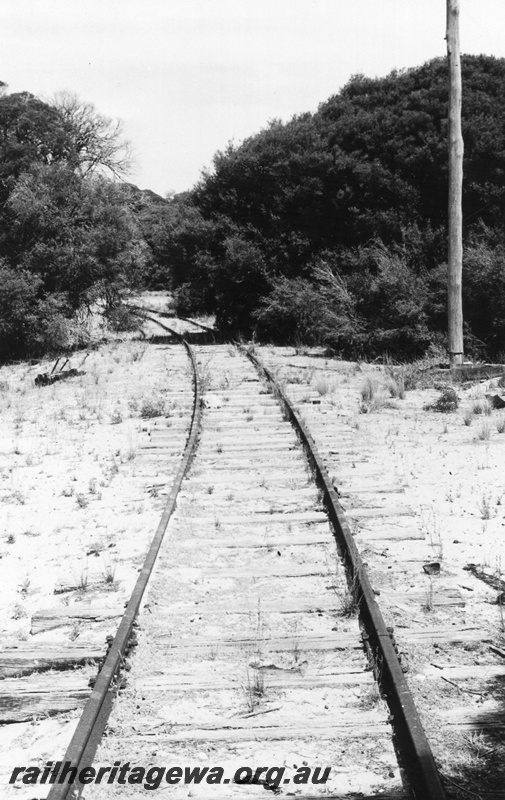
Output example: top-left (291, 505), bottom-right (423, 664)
top-left (245, 348), bottom-right (447, 800)
top-left (46, 324), bottom-right (201, 800)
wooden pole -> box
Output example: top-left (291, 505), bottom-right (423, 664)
top-left (446, 0), bottom-right (464, 366)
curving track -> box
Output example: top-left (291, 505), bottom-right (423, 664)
top-left (2, 315), bottom-right (454, 799)
top-left (34, 314), bottom-right (448, 800)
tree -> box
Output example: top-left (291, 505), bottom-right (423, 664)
top-left (0, 91), bottom-right (74, 206)
top-left (51, 91), bottom-right (133, 179)
top-left (7, 163), bottom-right (146, 313)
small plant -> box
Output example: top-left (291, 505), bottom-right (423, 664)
top-left (76, 493), bottom-right (89, 509)
top-left (424, 387), bottom-right (459, 413)
top-left (69, 620), bottom-right (82, 641)
top-left (122, 444), bottom-right (137, 462)
top-left (359, 681), bottom-right (383, 710)
top-left (496, 413), bottom-right (505, 434)
top-left (475, 422), bottom-right (491, 441)
top-left (384, 367), bottom-right (405, 399)
top-left (471, 397), bottom-right (492, 416)
top-left (478, 493), bottom-right (493, 520)
top-left (206, 485), bottom-right (214, 494)
top-left (18, 576), bottom-right (31, 596)
top-left (110, 407), bottom-right (123, 425)
top-left (11, 603), bottom-right (27, 620)
top-left (332, 564), bottom-right (359, 618)
top-left (463, 408), bottom-right (473, 426)
top-left (139, 394), bottom-right (167, 418)
top-left (130, 344), bottom-right (147, 362)
top-left (7, 533), bottom-right (15, 544)
top-left (423, 575), bottom-right (435, 612)
top-left (244, 666), bottom-right (265, 712)
top-left (88, 478), bottom-right (98, 494)
top-left (102, 560), bottom-right (116, 586)
top-left (9, 488), bottom-right (26, 505)
top-left (312, 375), bottom-right (336, 396)
top-left (78, 569), bottom-right (89, 592)
top-left (359, 375), bottom-right (393, 413)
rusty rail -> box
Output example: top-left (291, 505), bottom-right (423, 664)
top-left (47, 325), bottom-right (201, 800)
top-left (244, 347), bottom-right (447, 800)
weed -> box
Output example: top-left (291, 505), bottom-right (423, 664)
top-left (384, 367), bottom-right (405, 399)
top-left (18, 576), bottom-right (31, 596)
top-left (139, 393), bottom-right (168, 418)
top-left (218, 372), bottom-right (232, 389)
top-left (123, 444), bottom-right (137, 462)
top-left (475, 422), bottom-right (491, 441)
top-left (423, 575), bottom-right (435, 612)
top-left (331, 564), bottom-right (359, 617)
top-left (76, 493), bottom-right (89, 509)
top-left (6, 488), bottom-right (26, 505)
top-left (206, 485), bottom-right (214, 494)
top-left (102, 560), bottom-right (116, 586)
top-left (7, 534), bottom-right (15, 544)
top-left (11, 603), bottom-right (27, 620)
top-left (110, 407), bottom-right (123, 424)
top-left (359, 375), bottom-right (395, 413)
top-left (88, 478), bottom-right (98, 494)
top-left (424, 387), bottom-right (459, 413)
top-left (244, 667), bottom-right (265, 712)
top-left (312, 375), bottom-right (336, 396)
top-left (478, 493), bottom-right (493, 520)
top-left (78, 570), bottom-right (89, 592)
top-left (216, 443), bottom-right (223, 454)
top-left (69, 620), bottom-right (82, 641)
top-left (359, 681), bottom-right (383, 710)
top-left (420, 505), bottom-right (443, 561)
top-left (130, 344), bottom-right (147, 362)
top-left (471, 397), bottom-right (492, 416)
top-left (462, 409), bottom-right (473, 426)
top-left (496, 413), bottom-right (505, 434)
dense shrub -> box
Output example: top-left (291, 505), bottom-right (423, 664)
top-left (255, 265), bottom-right (363, 353)
top-left (0, 264), bottom-right (70, 360)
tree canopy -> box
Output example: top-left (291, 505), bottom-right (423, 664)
top-left (0, 86), bottom-right (148, 360)
top-left (174, 55), bottom-right (505, 357)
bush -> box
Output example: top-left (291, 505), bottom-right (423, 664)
top-left (424, 387), bottom-right (460, 412)
top-left (255, 265), bottom-right (363, 353)
top-left (106, 304), bottom-right (142, 332)
top-left (0, 264), bottom-right (70, 361)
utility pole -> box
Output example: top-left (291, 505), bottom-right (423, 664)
top-left (446, 0), bottom-right (464, 366)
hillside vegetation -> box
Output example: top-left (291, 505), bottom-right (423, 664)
top-left (169, 55), bottom-right (505, 360)
top-left (3, 56), bottom-right (505, 362)
top-left (0, 86), bottom-right (170, 361)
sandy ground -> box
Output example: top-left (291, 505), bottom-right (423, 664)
top-left (2, 310), bottom-right (505, 798)
top-left (260, 346), bottom-right (505, 797)
top-left (0, 332), bottom-right (194, 795)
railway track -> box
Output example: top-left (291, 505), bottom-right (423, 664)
top-left (260, 348), bottom-right (505, 799)
top-left (0, 328), bottom-right (197, 797)
top-left (2, 314), bottom-right (449, 799)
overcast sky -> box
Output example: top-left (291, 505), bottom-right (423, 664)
top-left (2, 1), bottom-right (504, 197)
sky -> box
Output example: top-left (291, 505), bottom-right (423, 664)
top-left (2, 0), bottom-right (505, 197)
